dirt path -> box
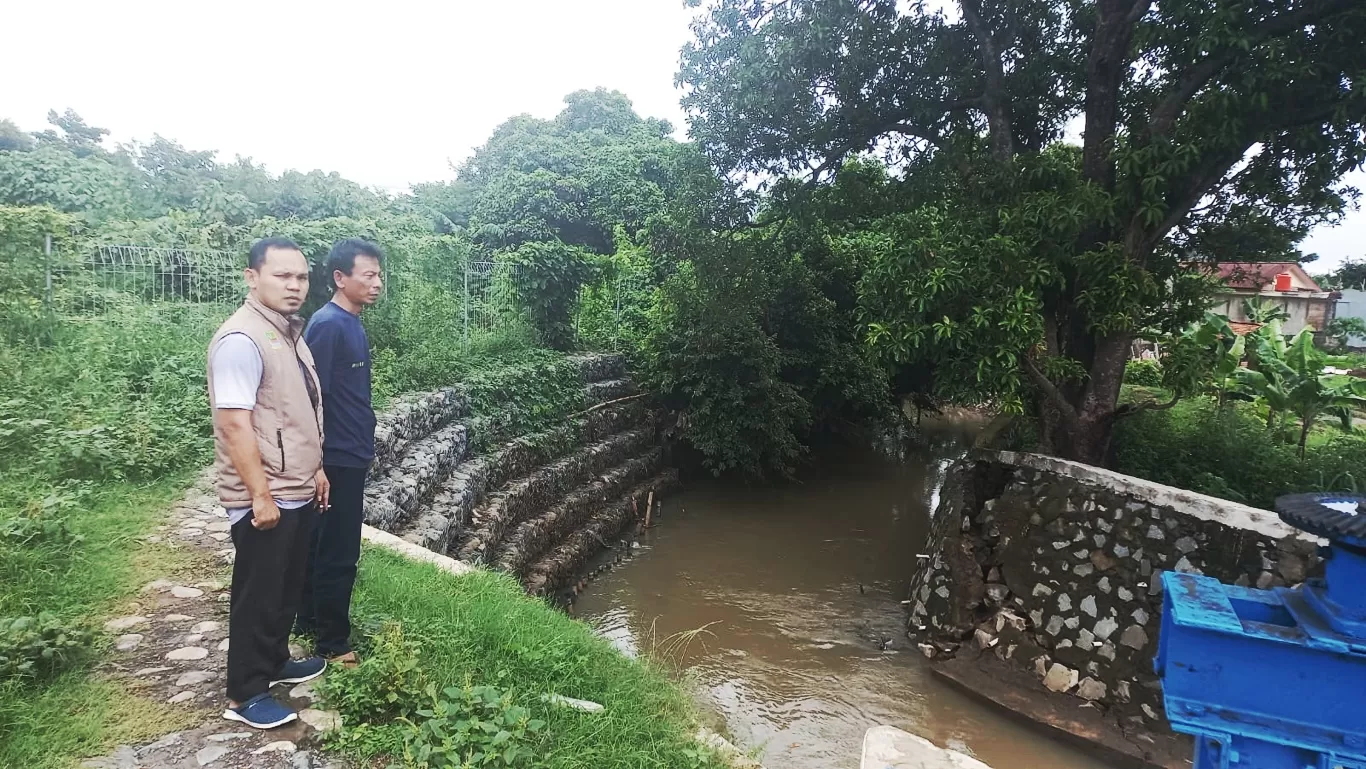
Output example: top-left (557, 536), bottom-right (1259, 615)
top-left (81, 472), bottom-right (345, 769)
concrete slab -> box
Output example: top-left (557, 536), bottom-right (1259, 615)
top-left (861, 726), bottom-right (994, 769)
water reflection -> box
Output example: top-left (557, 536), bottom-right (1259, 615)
top-left (576, 417), bottom-right (1112, 769)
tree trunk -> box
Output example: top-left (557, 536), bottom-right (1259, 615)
top-left (1035, 333), bottom-right (1131, 466)
top-left (1299, 415), bottom-right (1314, 458)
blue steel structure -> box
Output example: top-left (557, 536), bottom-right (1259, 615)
top-left (1155, 493), bottom-right (1366, 769)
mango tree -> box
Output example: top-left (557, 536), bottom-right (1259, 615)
top-left (679, 0), bottom-right (1366, 465)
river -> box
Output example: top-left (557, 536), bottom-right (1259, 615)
top-left (574, 418), bottom-right (1112, 769)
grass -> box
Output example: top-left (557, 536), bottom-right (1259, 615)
top-left (1325, 351), bottom-right (1366, 370)
top-left (0, 473), bottom-right (199, 768)
top-left (331, 546), bottom-right (728, 769)
top-left (0, 675), bottom-right (200, 769)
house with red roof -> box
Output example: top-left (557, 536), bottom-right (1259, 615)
top-left (1206, 262), bottom-right (1340, 339)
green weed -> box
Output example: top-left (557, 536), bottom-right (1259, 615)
top-left (397, 680), bottom-right (547, 769)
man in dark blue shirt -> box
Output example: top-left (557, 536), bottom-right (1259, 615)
top-left (298, 238), bottom-right (383, 666)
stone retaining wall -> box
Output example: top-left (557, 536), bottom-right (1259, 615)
top-left (357, 353), bottom-right (673, 598)
top-left (906, 450), bottom-right (1322, 730)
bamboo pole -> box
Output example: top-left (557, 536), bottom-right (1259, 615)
top-left (566, 392), bottom-right (647, 419)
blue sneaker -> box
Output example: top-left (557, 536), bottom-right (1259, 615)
top-left (270, 656), bottom-right (326, 687)
top-left (223, 693), bottom-right (297, 729)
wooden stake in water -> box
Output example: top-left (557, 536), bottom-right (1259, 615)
top-left (644, 491), bottom-right (655, 529)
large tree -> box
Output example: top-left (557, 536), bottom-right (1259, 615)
top-left (680, 0), bottom-right (1366, 464)
top-left (414, 89), bottom-right (693, 254)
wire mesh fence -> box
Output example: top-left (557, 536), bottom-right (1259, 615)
top-left (49, 245), bottom-right (245, 318)
top-left (575, 268), bottom-right (653, 352)
top-left (463, 260), bottom-right (534, 342)
top-left (28, 241), bottom-right (648, 349)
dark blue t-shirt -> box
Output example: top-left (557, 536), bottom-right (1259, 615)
top-left (305, 301), bottom-right (376, 468)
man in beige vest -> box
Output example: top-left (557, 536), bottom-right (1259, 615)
top-left (207, 237), bottom-right (332, 729)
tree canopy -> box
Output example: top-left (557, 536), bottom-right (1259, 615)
top-left (680, 0), bottom-right (1366, 463)
top-left (412, 89), bottom-right (696, 254)
top-left (0, 110), bottom-right (387, 229)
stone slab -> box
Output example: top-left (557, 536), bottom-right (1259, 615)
top-left (930, 655), bottom-right (1190, 769)
top-left (860, 726), bottom-right (994, 769)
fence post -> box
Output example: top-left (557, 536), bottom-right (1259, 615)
top-left (43, 233), bottom-right (53, 310)
top-left (462, 260), bottom-right (470, 346)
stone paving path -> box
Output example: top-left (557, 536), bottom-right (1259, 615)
top-left (82, 473), bottom-right (346, 769)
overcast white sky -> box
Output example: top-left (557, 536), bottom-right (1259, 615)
top-left (2, 0), bottom-right (1360, 270)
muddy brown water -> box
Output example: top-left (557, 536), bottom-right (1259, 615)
top-left (575, 419), bottom-right (1112, 769)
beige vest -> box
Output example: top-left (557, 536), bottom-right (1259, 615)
top-left (207, 295), bottom-right (325, 507)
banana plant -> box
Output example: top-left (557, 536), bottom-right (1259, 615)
top-left (1241, 297), bottom-right (1291, 325)
top-left (1235, 329), bottom-right (1366, 456)
top-left (1161, 312), bottom-right (1246, 405)
top-left (1245, 318), bottom-right (1287, 371)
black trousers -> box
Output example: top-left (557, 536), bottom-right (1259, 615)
top-left (227, 502), bottom-right (316, 703)
top-left (297, 464), bottom-right (367, 657)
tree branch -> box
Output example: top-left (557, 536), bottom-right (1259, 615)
top-left (959, 0), bottom-right (1016, 161)
top-left (1023, 356), bottom-right (1079, 422)
top-left (803, 113), bottom-right (952, 188)
top-left (1146, 0), bottom-right (1356, 139)
top-left (1124, 0), bottom-right (1152, 25)
top-left (1129, 94), bottom-right (1351, 261)
top-left (1112, 391), bottom-right (1182, 421)
top-left (1081, 0), bottom-right (1151, 190)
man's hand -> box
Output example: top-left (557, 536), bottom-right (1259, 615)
top-left (315, 469), bottom-right (331, 512)
top-left (251, 495), bottom-right (282, 530)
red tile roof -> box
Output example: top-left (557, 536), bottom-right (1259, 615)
top-left (1210, 262), bottom-right (1323, 292)
top-left (1228, 321), bottom-right (1263, 336)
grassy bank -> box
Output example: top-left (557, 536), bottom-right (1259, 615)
top-left (326, 548), bottom-right (728, 769)
top-left (0, 476), bottom-right (200, 768)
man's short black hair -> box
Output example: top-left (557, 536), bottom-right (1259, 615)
top-left (326, 238), bottom-right (384, 287)
top-left (248, 236), bottom-right (302, 270)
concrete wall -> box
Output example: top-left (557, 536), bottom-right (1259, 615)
top-left (1213, 290), bottom-right (1336, 336)
top-left (906, 451), bottom-right (1321, 730)
top-left (1336, 288), bottom-right (1366, 347)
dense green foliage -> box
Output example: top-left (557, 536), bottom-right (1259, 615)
top-left (1115, 398), bottom-right (1366, 507)
top-left (641, 191), bottom-right (892, 477)
top-left (398, 682), bottom-right (547, 769)
top-left (0, 613), bottom-right (93, 681)
top-left (1124, 360), bottom-right (1163, 388)
top-left (680, 0), bottom-right (1366, 463)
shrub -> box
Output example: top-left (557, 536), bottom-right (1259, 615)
top-left (505, 242), bottom-right (597, 351)
top-left (0, 512), bottom-right (83, 549)
top-left (1113, 398), bottom-right (1366, 507)
top-left (0, 310), bottom-right (214, 482)
top-left (397, 680), bottom-right (547, 769)
top-left (1124, 359), bottom-right (1163, 387)
top-left (318, 622), bottom-right (429, 725)
top-left (643, 263), bottom-right (811, 477)
top-left (0, 613), bottom-right (93, 680)
top-left (461, 357), bottom-right (584, 449)
top-left (639, 228), bottom-right (890, 478)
